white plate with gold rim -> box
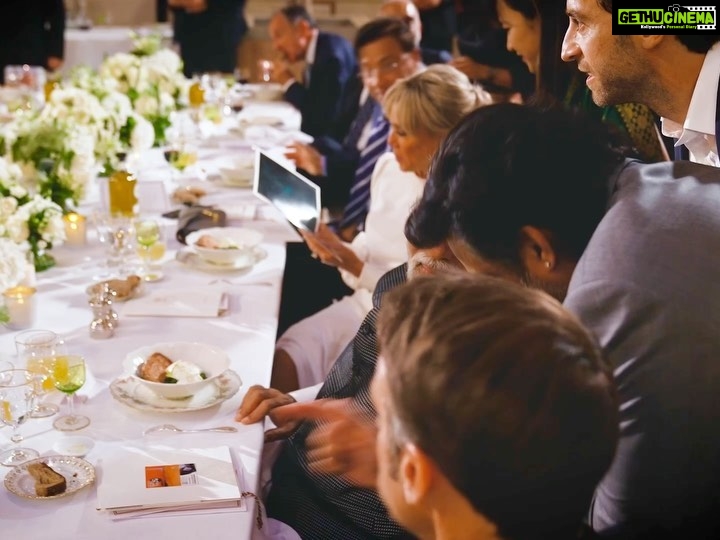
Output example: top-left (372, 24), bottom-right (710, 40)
top-left (109, 369), bottom-right (242, 413)
top-left (4, 455), bottom-right (95, 500)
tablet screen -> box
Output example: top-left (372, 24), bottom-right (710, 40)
top-left (252, 150), bottom-right (321, 232)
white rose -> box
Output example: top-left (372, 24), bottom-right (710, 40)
top-left (130, 114), bottom-right (155, 151)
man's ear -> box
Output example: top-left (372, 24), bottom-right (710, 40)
top-left (399, 443), bottom-right (434, 505)
top-left (519, 225), bottom-right (557, 276)
top-left (632, 34), bottom-right (665, 51)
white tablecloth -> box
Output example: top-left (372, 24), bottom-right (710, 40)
top-left (63, 25), bottom-right (173, 72)
top-left (0, 103), bottom-right (306, 540)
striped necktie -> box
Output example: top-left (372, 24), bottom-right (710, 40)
top-left (338, 113), bottom-right (390, 231)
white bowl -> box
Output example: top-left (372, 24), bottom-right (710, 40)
top-left (123, 342), bottom-right (230, 400)
top-left (218, 156), bottom-right (254, 186)
top-left (185, 227), bottom-right (263, 266)
top-left (249, 83), bottom-right (283, 102)
top-left (53, 436), bottom-right (95, 457)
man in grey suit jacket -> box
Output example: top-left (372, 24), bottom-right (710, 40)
top-left (406, 102), bottom-right (720, 539)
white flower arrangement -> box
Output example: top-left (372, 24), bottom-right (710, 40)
top-left (0, 237), bottom-right (27, 291)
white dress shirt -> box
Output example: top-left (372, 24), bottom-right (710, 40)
top-left (661, 43), bottom-right (720, 167)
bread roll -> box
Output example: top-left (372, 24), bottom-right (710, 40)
top-left (27, 462), bottom-right (67, 497)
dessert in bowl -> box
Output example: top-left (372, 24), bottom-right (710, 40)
top-left (123, 342), bottom-right (230, 400)
top-left (185, 227), bottom-right (263, 267)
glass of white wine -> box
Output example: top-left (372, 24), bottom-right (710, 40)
top-left (0, 369), bottom-right (39, 466)
top-left (134, 219), bottom-right (165, 282)
top-left (15, 329), bottom-right (64, 418)
top-left (52, 355), bottom-right (90, 431)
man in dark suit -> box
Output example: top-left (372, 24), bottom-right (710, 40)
top-left (0, 0), bottom-right (65, 84)
top-left (169, 0), bottom-right (247, 77)
top-left (268, 5), bottom-right (356, 139)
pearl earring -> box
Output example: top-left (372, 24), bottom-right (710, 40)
top-left (545, 261), bottom-right (551, 269)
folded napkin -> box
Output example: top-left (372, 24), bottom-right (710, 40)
top-left (121, 287), bottom-right (229, 318)
top-left (176, 205), bottom-right (227, 244)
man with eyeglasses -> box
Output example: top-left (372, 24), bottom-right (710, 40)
top-left (285, 17), bottom-right (423, 233)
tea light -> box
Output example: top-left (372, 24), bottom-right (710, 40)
top-left (2, 286), bottom-right (37, 330)
top-left (63, 212), bottom-right (87, 246)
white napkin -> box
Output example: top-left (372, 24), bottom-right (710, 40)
top-left (121, 287), bottom-right (229, 318)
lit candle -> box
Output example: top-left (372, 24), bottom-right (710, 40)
top-left (2, 286), bottom-right (37, 330)
top-left (63, 212), bottom-right (87, 246)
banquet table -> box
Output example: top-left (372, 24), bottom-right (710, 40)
top-left (0, 100), bottom-right (305, 540)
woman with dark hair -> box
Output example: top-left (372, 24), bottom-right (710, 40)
top-left (496, 0), bottom-right (668, 162)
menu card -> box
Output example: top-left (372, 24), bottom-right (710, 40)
top-left (96, 446), bottom-right (246, 517)
top-left (121, 288), bottom-right (228, 318)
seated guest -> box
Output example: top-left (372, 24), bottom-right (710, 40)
top-left (285, 18), bottom-right (424, 217)
top-left (373, 273), bottom-right (619, 540)
top-left (451, 0), bottom-right (535, 101)
top-left (268, 5), bottom-right (356, 138)
top-left (238, 241), bottom-right (460, 540)
top-left (271, 65), bottom-right (489, 393)
top-left (496, 0), bottom-right (667, 162)
top-left (379, 0), bottom-right (452, 65)
top-left (407, 102), bottom-right (720, 538)
top-left (277, 19), bottom-right (424, 340)
top-left (561, 0), bottom-right (720, 165)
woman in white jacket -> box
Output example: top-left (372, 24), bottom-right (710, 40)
top-left (272, 64), bottom-right (490, 392)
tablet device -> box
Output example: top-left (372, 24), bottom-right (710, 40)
top-left (252, 149), bottom-right (321, 232)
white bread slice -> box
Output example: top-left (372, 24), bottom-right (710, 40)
top-left (27, 462), bottom-right (67, 496)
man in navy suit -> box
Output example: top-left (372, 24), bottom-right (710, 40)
top-left (268, 5), bottom-right (357, 139)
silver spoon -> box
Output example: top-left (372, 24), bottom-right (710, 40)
top-left (144, 424), bottom-right (238, 435)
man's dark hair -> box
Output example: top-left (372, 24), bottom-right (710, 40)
top-left (354, 17), bottom-right (416, 54)
top-left (405, 102), bottom-right (626, 270)
top-left (377, 273), bottom-right (619, 540)
top-left (279, 5), bottom-right (317, 29)
top-left (597, 1), bottom-right (720, 53)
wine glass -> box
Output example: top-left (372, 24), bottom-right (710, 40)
top-left (134, 219), bottom-right (165, 282)
top-left (15, 329), bottom-right (65, 418)
top-left (0, 369), bottom-right (39, 466)
top-left (52, 355), bottom-right (90, 431)
top-left (188, 78), bottom-right (205, 136)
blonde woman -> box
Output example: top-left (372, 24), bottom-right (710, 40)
top-left (271, 64), bottom-right (491, 392)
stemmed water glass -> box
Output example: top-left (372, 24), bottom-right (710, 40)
top-left (0, 369), bottom-right (40, 466)
top-left (134, 218), bottom-right (165, 282)
top-left (52, 355), bottom-right (90, 431)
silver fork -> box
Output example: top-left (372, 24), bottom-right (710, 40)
top-left (144, 424), bottom-right (238, 435)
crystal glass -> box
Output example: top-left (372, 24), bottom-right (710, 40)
top-left (15, 329), bottom-right (66, 418)
top-left (52, 355), bottom-right (90, 431)
top-left (134, 219), bottom-right (165, 282)
top-left (0, 369), bottom-right (39, 466)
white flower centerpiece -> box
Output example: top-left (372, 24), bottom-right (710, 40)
top-left (99, 31), bottom-right (187, 148)
top-left (0, 156), bottom-right (64, 272)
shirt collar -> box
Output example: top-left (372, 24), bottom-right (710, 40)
top-left (661, 42), bottom-right (720, 141)
top-left (306, 30), bottom-right (319, 65)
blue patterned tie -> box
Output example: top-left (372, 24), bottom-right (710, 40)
top-left (338, 113), bottom-right (390, 231)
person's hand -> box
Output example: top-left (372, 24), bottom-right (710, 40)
top-left (235, 385), bottom-right (298, 442)
top-left (449, 56), bottom-right (490, 81)
top-left (272, 399), bottom-right (378, 489)
top-left (300, 224), bottom-right (364, 276)
top-left (184, 0), bottom-right (208, 13)
top-left (285, 142), bottom-right (323, 176)
top-left (46, 57), bottom-right (63, 71)
top-left (270, 60), bottom-right (294, 86)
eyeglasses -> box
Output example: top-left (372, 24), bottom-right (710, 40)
top-left (359, 54), bottom-right (410, 80)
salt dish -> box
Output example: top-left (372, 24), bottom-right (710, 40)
top-left (52, 436), bottom-right (95, 457)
